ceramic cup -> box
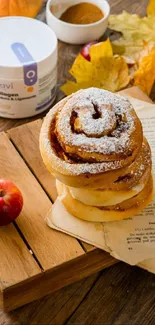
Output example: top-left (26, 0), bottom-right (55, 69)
top-left (46, 0), bottom-right (110, 44)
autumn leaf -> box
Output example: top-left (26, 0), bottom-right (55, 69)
top-left (89, 39), bottom-right (113, 61)
top-left (133, 48), bottom-right (155, 95)
top-left (135, 41), bottom-right (155, 65)
top-left (114, 55), bottom-right (135, 65)
top-left (61, 80), bottom-right (100, 96)
top-left (147, 0), bottom-right (155, 16)
top-left (109, 11), bottom-right (155, 58)
top-left (61, 40), bottom-right (130, 95)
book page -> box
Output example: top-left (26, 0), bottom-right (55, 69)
top-left (47, 197), bottom-right (107, 250)
top-left (104, 99), bottom-right (155, 265)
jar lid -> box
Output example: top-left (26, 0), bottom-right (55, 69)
top-left (0, 17), bottom-right (57, 78)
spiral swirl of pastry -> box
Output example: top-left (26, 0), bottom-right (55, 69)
top-left (55, 88), bottom-right (142, 162)
top-left (40, 88), bottom-right (143, 188)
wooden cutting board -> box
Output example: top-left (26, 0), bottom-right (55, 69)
top-left (0, 87), bottom-right (152, 312)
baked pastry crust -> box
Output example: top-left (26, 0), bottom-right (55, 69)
top-left (40, 88), bottom-right (153, 222)
top-left (56, 177), bottom-right (154, 222)
top-left (40, 88), bottom-right (143, 188)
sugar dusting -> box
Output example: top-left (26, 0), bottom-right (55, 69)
top-left (41, 88), bottom-right (144, 176)
top-left (74, 103), bottom-right (116, 136)
top-left (56, 88), bottom-right (135, 155)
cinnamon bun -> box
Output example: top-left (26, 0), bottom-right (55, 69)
top-left (40, 88), bottom-right (143, 188)
top-left (40, 88), bottom-right (153, 222)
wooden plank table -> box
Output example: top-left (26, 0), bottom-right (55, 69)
top-left (1, 0), bottom-right (155, 324)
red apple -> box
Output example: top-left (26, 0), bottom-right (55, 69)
top-left (80, 41), bottom-right (98, 61)
top-left (0, 179), bottom-right (23, 226)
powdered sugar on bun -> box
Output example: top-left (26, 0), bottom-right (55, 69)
top-left (56, 88), bottom-right (140, 160)
top-left (40, 88), bottom-right (144, 186)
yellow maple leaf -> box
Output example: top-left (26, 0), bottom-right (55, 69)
top-left (61, 40), bottom-right (130, 95)
top-left (90, 39), bottom-right (113, 61)
top-left (69, 54), bottom-right (94, 83)
top-left (133, 48), bottom-right (155, 95)
top-left (69, 39), bottom-right (112, 82)
top-left (92, 56), bottom-right (130, 92)
top-left (147, 0), bottom-right (155, 16)
top-left (109, 11), bottom-right (155, 57)
top-left (61, 80), bottom-right (100, 96)
top-left (135, 41), bottom-right (155, 65)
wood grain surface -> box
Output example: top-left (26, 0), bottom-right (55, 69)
top-left (0, 223), bottom-right (40, 290)
top-left (8, 120), bottom-right (95, 252)
top-left (0, 133), bottom-right (84, 272)
top-left (1, 0), bottom-right (155, 324)
top-left (2, 248), bottom-right (116, 311)
top-left (8, 119), bottom-right (58, 202)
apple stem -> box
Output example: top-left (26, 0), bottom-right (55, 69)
top-left (0, 189), bottom-right (5, 197)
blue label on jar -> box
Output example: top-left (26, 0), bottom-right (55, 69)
top-left (11, 42), bottom-right (38, 86)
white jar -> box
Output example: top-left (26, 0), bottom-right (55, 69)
top-left (0, 17), bottom-right (57, 119)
